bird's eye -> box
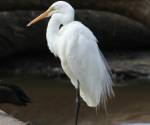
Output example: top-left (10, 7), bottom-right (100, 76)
top-left (59, 24), bottom-right (63, 29)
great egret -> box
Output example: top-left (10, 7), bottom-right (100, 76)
top-left (27, 1), bottom-right (114, 125)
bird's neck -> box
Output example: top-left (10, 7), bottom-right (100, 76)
top-left (47, 16), bottom-right (60, 39)
top-left (46, 15), bottom-right (62, 55)
top-left (46, 13), bottom-right (74, 55)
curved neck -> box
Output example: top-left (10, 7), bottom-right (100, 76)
top-left (46, 12), bottom-right (74, 39)
top-left (46, 13), bottom-right (74, 55)
top-left (46, 15), bottom-right (61, 55)
top-left (47, 15), bottom-right (61, 39)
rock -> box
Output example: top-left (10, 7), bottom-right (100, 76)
top-left (0, 82), bottom-right (31, 124)
top-left (109, 51), bottom-right (150, 81)
top-left (0, 10), bottom-right (150, 59)
top-left (0, 0), bottom-right (150, 28)
top-left (76, 10), bottom-right (150, 50)
top-left (0, 11), bottom-right (48, 59)
top-left (0, 51), bottom-right (150, 81)
top-left (0, 10), bottom-right (149, 81)
top-left (0, 109), bottom-right (29, 125)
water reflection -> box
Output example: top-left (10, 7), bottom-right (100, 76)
top-left (0, 77), bottom-right (150, 125)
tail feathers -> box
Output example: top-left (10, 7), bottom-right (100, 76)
top-left (79, 50), bottom-right (114, 108)
top-left (79, 71), bottom-right (114, 108)
top-left (0, 83), bottom-right (31, 106)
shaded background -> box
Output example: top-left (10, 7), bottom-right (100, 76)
top-left (0, 0), bottom-right (149, 80)
top-left (0, 0), bottom-right (150, 125)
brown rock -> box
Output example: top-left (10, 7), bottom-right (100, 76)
top-left (0, 10), bottom-right (149, 59)
top-left (0, 0), bottom-right (150, 28)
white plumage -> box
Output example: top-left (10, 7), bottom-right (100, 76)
top-left (46, 2), bottom-right (114, 107)
top-left (27, 1), bottom-right (114, 108)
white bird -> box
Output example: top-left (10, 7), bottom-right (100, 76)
top-left (27, 1), bottom-right (114, 125)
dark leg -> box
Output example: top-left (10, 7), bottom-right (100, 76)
top-left (75, 81), bottom-right (80, 125)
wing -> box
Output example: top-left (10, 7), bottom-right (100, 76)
top-left (65, 22), bottom-right (114, 107)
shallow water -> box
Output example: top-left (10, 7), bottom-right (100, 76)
top-left (0, 76), bottom-right (150, 125)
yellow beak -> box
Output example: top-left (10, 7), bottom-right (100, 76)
top-left (27, 7), bottom-right (53, 27)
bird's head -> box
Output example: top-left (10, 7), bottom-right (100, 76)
top-left (27, 1), bottom-right (74, 27)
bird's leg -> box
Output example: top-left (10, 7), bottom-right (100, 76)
top-left (75, 81), bottom-right (80, 125)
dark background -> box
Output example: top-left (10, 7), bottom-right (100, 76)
top-left (0, 0), bottom-right (149, 81)
top-left (0, 1), bottom-right (150, 125)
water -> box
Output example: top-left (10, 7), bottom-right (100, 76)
top-left (0, 76), bottom-right (150, 125)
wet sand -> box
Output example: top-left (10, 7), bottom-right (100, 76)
top-left (0, 76), bottom-right (150, 125)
